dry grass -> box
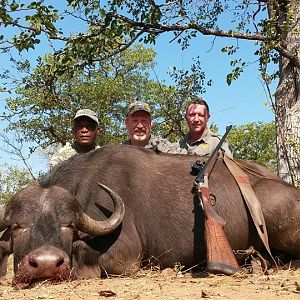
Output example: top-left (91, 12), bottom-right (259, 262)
top-left (1, 257), bottom-right (300, 300)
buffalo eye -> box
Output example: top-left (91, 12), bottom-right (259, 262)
top-left (61, 223), bottom-right (75, 231)
top-left (12, 223), bottom-right (26, 230)
top-left (11, 223), bottom-right (29, 234)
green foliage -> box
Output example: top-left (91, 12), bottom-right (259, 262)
top-left (228, 122), bottom-right (276, 170)
top-left (226, 59), bottom-right (247, 85)
top-left (0, 165), bottom-right (36, 205)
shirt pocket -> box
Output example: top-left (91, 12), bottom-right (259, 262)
top-left (188, 143), bottom-right (210, 156)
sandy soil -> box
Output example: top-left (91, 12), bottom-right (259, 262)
top-left (1, 265), bottom-right (300, 300)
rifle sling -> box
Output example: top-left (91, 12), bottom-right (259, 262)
top-left (223, 154), bottom-right (277, 269)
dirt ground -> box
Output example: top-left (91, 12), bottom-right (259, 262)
top-left (1, 264), bottom-right (300, 300)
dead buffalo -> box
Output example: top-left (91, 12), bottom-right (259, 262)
top-left (0, 144), bottom-right (300, 288)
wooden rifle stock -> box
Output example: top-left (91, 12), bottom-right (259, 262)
top-left (194, 125), bottom-right (239, 275)
top-left (198, 175), bottom-right (239, 275)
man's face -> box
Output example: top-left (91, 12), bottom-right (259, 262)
top-left (125, 111), bottom-right (152, 145)
top-left (185, 104), bottom-right (210, 135)
top-left (73, 117), bottom-right (99, 145)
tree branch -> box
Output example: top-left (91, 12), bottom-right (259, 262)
top-left (0, 132), bottom-right (36, 180)
top-left (107, 12), bottom-right (268, 41)
top-left (106, 11), bottom-right (300, 70)
top-left (275, 44), bottom-right (300, 69)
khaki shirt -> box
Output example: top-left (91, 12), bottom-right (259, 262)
top-left (50, 142), bottom-right (100, 168)
top-left (123, 136), bottom-right (175, 153)
top-left (171, 128), bottom-right (233, 158)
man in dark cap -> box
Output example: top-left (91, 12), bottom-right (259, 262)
top-left (123, 101), bottom-right (174, 152)
top-left (50, 109), bottom-right (101, 168)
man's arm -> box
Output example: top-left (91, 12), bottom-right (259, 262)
top-left (49, 143), bottom-right (75, 169)
top-left (49, 155), bottom-right (63, 169)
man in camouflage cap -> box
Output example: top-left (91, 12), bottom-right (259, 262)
top-left (123, 101), bottom-right (174, 152)
top-left (172, 98), bottom-right (232, 157)
top-left (50, 109), bottom-right (101, 168)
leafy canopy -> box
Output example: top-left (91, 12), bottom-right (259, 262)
top-left (1, 0), bottom-right (296, 83)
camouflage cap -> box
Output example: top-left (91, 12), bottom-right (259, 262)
top-left (127, 101), bottom-right (151, 116)
top-left (74, 109), bottom-right (99, 125)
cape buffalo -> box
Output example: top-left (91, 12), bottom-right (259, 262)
top-left (0, 144), bottom-right (300, 288)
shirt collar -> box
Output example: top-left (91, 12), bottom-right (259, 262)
top-left (185, 128), bottom-right (212, 146)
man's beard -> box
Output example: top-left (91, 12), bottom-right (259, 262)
top-left (133, 131), bottom-right (147, 141)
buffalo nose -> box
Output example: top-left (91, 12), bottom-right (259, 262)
top-left (29, 253), bottom-right (65, 270)
top-left (20, 245), bottom-right (71, 278)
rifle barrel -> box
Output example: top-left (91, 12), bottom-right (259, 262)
top-left (195, 125), bottom-right (232, 183)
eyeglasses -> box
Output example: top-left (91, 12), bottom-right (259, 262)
top-left (74, 122), bottom-right (98, 131)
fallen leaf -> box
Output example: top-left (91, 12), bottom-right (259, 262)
top-left (201, 290), bottom-right (210, 298)
top-left (99, 290), bottom-right (117, 297)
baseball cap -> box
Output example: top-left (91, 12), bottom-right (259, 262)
top-left (74, 109), bottom-right (99, 125)
top-left (127, 101), bottom-right (151, 116)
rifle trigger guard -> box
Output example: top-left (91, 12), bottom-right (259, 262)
top-left (209, 193), bottom-right (216, 206)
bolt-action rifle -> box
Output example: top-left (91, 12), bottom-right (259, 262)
top-left (193, 125), bottom-right (239, 275)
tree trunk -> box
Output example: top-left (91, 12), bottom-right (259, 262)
top-left (275, 2), bottom-right (300, 186)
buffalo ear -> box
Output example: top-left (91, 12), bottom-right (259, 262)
top-left (0, 209), bottom-right (10, 232)
top-left (0, 254), bottom-right (9, 277)
top-left (0, 228), bottom-right (13, 277)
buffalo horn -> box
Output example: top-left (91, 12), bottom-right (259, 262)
top-left (76, 183), bottom-right (125, 235)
